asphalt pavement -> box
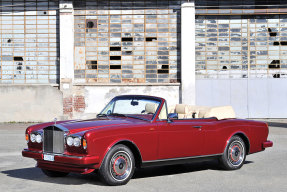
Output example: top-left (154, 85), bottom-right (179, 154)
top-left (0, 121), bottom-right (286, 192)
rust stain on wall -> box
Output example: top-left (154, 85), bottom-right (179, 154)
top-left (75, 47), bottom-right (86, 70)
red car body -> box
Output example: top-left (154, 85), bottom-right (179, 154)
top-left (22, 95), bottom-right (273, 184)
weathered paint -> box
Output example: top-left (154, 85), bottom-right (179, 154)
top-left (73, 0), bottom-right (182, 84)
top-left (75, 47), bottom-right (86, 70)
top-left (0, 0), bottom-right (60, 84)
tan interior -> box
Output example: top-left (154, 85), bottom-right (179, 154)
top-left (175, 104), bottom-right (192, 119)
top-left (145, 103), bottom-right (167, 119)
top-left (168, 104), bottom-right (236, 120)
top-left (145, 103), bottom-right (157, 114)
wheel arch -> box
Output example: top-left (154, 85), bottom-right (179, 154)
top-left (101, 139), bottom-right (143, 169)
top-left (226, 132), bottom-right (250, 155)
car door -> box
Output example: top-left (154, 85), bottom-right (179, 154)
top-left (156, 120), bottom-right (205, 160)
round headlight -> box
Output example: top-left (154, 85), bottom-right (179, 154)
top-left (67, 137), bottom-right (74, 146)
top-left (73, 137), bottom-right (81, 147)
top-left (30, 134), bottom-right (36, 143)
top-left (36, 134), bottom-right (42, 143)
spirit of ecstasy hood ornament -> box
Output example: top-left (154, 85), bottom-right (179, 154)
top-left (54, 118), bottom-right (57, 125)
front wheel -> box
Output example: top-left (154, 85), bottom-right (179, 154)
top-left (219, 136), bottom-right (246, 170)
top-left (99, 144), bottom-right (135, 186)
top-left (41, 169), bottom-right (69, 177)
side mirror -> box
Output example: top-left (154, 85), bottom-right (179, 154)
top-left (168, 113), bottom-right (178, 119)
top-left (167, 113), bottom-right (178, 123)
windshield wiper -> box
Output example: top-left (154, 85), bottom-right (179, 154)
top-left (97, 114), bottom-right (108, 118)
top-left (97, 113), bottom-right (127, 118)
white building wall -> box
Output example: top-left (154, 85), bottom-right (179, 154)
top-left (196, 79), bottom-right (287, 118)
top-left (59, 1), bottom-right (74, 80)
top-left (74, 85), bottom-right (180, 119)
top-left (181, 2), bottom-right (196, 105)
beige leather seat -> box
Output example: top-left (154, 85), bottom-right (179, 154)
top-left (168, 104), bottom-right (236, 120)
top-left (197, 106), bottom-right (211, 118)
top-left (175, 104), bottom-right (192, 119)
top-left (168, 105), bottom-right (176, 114)
top-left (188, 106), bottom-right (210, 118)
top-left (145, 103), bottom-right (157, 114)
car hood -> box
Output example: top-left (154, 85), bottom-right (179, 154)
top-left (58, 118), bottom-right (133, 134)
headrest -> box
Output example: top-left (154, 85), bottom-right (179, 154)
top-left (175, 104), bottom-right (188, 114)
top-left (145, 103), bottom-right (157, 114)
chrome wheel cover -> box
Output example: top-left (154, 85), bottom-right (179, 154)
top-left (109, 151), bottom-right (132, 181)
top-left (227, 140), bottom-right (245, 166)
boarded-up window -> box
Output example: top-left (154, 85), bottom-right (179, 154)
top-left (195, 0), bottom-right (287, 79)
top-left (74, 0), bottom-right (181, 84)
top-left (0, 0), bottom-right (59, 84)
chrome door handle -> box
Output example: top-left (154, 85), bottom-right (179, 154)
top-left (193, 126), bottom-right (202, 128)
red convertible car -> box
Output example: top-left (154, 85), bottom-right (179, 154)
top-left (22, 95), bottom-right (273, 185)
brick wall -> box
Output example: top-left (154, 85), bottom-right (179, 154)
top-left (63, 95), bottom-right (85, 118)
top-left (74, 96), bottom-right (86, 113)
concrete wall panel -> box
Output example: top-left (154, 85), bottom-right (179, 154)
top-left (212, 80), bottom-right (231, 106)
top-left (0, 86), bottom-right (63, 122)
top-left (268, 79), bottom-right (287, 118)
top-left (196, 80), bottom-right (231, 106)
top-left (196, 79), bottom-right (287, 118)
top-left (248, 79), bottom-right (269, 118)
top-left (230, 80), bottom-right (248, 118)
top-left (196, 80), bottom-right (213, 106)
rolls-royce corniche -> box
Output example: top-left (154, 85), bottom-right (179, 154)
top-left (22, 95), bottom-right (273, 185)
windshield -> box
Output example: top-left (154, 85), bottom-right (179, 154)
top-left (98, 96), bottom-right (162, 121)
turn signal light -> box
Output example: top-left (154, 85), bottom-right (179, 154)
top-left (83, 139), bottom-right (87, 150)
top-left (25, 134), bottom-right (29, 143)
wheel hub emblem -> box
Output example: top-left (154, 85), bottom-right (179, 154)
top-left (119, 163), bottom-right (124, 169)
top-left (228, 141), bottom-right (245, 166)
top-left (235, 151), bottom-right (238, 156)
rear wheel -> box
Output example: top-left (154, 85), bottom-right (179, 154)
top-left (99, 144), bottom-right (135, 186)
top-left (41, 169), bottom-right (69, 177)
top-left (219, 136), bottom-right (246, 170)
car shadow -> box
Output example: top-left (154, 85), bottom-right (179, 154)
top-left (1, 167), bottom-right (105, 186)
top-left (134, 160), bottom-right (253, 179)
top-left (2, 160), bottom-right (254, 185)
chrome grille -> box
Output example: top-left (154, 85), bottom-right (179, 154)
top-left (43, 126), bottom-right (65, 154)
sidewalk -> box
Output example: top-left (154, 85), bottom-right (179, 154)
top-left (250, 119), bottom-right (287, 128)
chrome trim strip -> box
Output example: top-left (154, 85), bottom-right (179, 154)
top-left (24, 149), bottom-right (84, 159)
top-left (43, 153), bottom-right (84, 159)
top-left (23, 149), bottom-right (42, 153)
top-left (142, 153), bottom-right (223, 163)
top-left (43, 125), bottom-right (67, 154)
top-left (55, 124), bottom-right (69, 132)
